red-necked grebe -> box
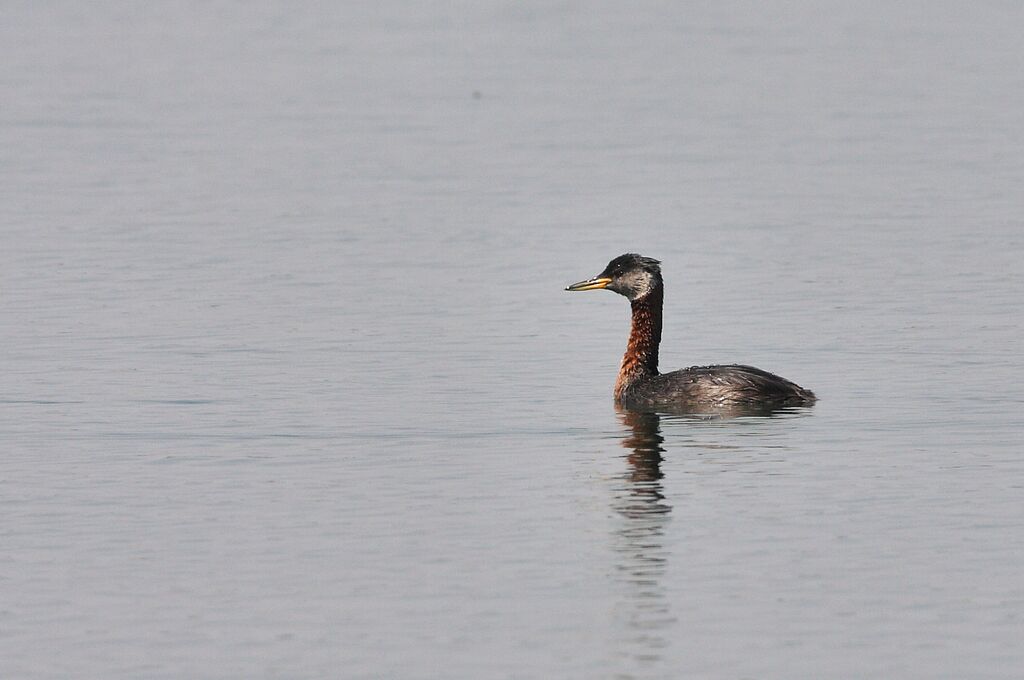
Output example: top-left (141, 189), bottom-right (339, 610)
top-left (566, 254), bottom-right (816, 408)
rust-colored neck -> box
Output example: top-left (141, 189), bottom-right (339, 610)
top-left (615, 286), bottom-right (662, 400)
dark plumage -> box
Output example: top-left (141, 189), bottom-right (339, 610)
top-left (566, 253), bottom-right (816, 409)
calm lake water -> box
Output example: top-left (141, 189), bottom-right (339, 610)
top-left (2, 2), bottom-right (1023, 679)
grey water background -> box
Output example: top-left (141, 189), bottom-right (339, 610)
top-left (2, 2), bottom-right (1023, 678)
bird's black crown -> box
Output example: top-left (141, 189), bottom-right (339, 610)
top-left (599, 253), bottom-right (662, 280)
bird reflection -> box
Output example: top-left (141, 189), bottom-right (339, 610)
top-left (616, 409), bottom-right (672, 517)
top-left (609, 401), bottom-right (813, 672)
top-left (611, 406), bottom-right (674, 669)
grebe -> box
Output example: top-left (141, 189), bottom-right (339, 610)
top-left (566, 254), bottom-right (816, 408)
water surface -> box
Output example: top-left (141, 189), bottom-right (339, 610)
top-left (2, 2), bottom-right (1022, 679)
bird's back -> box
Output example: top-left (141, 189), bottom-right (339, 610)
top-left (622, 364), bottom-right (816, 407)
